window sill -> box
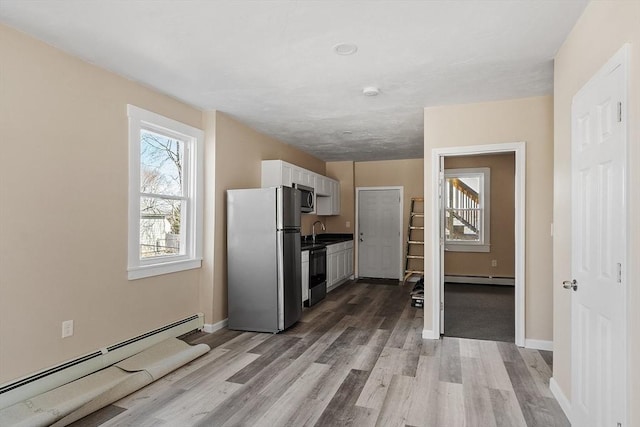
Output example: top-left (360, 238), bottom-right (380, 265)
top-left (128, 258), bottom-right (202, 280)
top-left (445, 244), bottom-right (490, 253)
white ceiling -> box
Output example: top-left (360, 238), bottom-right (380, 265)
top-left (0, 0), bottom-right (588, 161)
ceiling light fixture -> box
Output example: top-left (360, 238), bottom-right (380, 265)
top-left (333, 43), bottom-right (358, 55)
top-left (362, 86), bottom-right (380, 97)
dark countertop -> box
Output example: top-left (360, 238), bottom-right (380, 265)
top-left (301, 233), bottom-right (353, 251)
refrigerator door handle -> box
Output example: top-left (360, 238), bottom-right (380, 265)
top-left (276, 230), bottom-right (285, 331)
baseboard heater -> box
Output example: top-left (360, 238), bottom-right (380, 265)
top-left (0, 313), bottom-right (204, 410)
top-left (445, 275), bottom-right (515, 286)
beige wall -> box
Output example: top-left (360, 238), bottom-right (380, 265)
top-left (553, 1), bottom-right (640, 420)
top-left (323, 161), bottom-right (355, 233)
top-left (444, 153), bottom-right (515, 278)
top-left (0, 25), bottom-right (204, 383)
top-left (355, 159), bottom-right (425, 274)
top-left (206, 112), bottom-right (325, 324)
top-left (424, 96), bottom-right (554, 341)
top-left (0, 24), bottom-right (326, 384)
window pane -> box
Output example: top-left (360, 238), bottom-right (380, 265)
top-left (445, 209), bottom-right (481, 242)
top-left (140, 196), bottom-right (184, 259)
top-left (445, 173), bottom-right (482, 243)
top-left (140, 130), bottom-right (184, 197)
top-left (446, 176), bottom-right (480, 209)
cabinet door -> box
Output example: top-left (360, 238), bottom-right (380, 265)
top-left (337, 249), bottom-right (346, 281)
top-left (282, 163), bottom-right (293, 187)
top-left (331, 180), bottom-right (341, 214)
top-left (303, 170), bottom-right (314, 187)
top-left (292, 167), bottom-right (304, 185)
top-left (328, 252), bottom-right (339, 286)
top-left (315, 175), bottom-right (329, 196)
top-left (346, 247), bottom-right (354, 278)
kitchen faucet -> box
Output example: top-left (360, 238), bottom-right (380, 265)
top-left (312, 220), bottom-right (325, 243)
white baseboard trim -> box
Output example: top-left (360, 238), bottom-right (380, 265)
top-left (524, 339), bottom-right (553, 351)
top-left (203, 318), bottom-right (228, 333)
top-left (549, 377), bottom-right (572, 422)
top-left (445, 275), bottom-right (515, 286)
top-left (422, 329), bottom-right (440, 339)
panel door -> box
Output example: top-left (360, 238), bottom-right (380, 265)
top-left (570, 47), bottom-right (627, 427)
top-left (358, 189), bottom-right (402, 279)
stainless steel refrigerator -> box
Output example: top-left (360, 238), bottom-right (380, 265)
top-left (226, 186), bottom-right (302, 333)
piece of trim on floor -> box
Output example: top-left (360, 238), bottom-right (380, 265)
top-left (422, 329), bottom-right (440, 340)
top-left (524, 339), bottom-right (553, 351)
top-left (445, 275), bottom-right (515, 286)
top-left (549, 377), bottom-right (572, 422)
top-left (203, 319), bottom-right (228, 334)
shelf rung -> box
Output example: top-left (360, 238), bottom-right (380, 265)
top-left (407, 255), bottom-right (424, 259)
top-left (408, 240), bottom-right (424, 244)
top-left (411, 197), bottom-right (424, 201)
top-left (409, 226), bottom-right (424, 230)
top-left (411, 213), bottom-right (424, 218)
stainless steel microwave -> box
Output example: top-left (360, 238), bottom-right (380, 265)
top-left (293, 183), bottom-right (314, 213)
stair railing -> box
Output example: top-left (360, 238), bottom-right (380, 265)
top-left (447, 178), bottom-right (480, 234)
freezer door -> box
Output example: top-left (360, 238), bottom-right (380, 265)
top-left (227, 188), bottom-right (279, 332)
top-left (277, 229), bottom-right (302, 330)
top-left (277, 186), bottom-right (301, 229)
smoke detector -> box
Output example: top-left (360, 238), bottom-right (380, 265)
top-left (362, 86), bottom-right (380, 97)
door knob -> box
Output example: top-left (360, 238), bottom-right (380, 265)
top-left (562, 279), bottom-right (578, 291)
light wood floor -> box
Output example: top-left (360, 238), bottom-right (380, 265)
top-left (72, 280), bottom-right (569, 427)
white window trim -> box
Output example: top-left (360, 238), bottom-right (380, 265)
top-left (444, 167), bottom-right (491, 253)
top-left (127, 105), bottom-right (204, 280)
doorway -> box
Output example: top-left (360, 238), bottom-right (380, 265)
top-left (355, 187), bottom-right (403, 280)
top-left (431, 142), bottom-right (526, 346)
top-left (442, 153), bottom-right (516, 342)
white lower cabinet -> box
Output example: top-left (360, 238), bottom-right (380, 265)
top-left (326, 240), bottom-right (354, 292)
top-left (302, 250), bottom-right (309, 305)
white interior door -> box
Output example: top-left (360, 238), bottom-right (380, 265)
top-left (570, 46), bottom-right (628, 427)
top-left (358, 189), bottom-right (402, 279)
top-left (438, 156), bottom-right (445, 333)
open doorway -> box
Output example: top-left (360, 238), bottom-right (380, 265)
top-left (430, 142), bottom-right (525, 346)
top-left (442, 153), bottom-right (516, 342)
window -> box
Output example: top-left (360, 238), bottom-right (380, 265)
top-left (444, 167), bottom-right (490, 252)
top-left (127, 105), bottom-right (203, 280)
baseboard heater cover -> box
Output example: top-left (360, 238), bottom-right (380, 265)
top-left (0, 313), bottom-right (204, 410)
top-left (444, 275), bottom-right (515, 286)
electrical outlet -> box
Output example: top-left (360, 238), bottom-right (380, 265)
top-left (62, 320), bottom-right (74, 338)
top-left (491, 259), bottom-right (498, 267)
top-left (346, 221), bottom-right (351, 228)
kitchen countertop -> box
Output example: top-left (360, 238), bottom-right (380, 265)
top-left (301, 233), bottom-right (353, 251)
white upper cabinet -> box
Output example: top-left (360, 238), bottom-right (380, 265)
top-left (262, 160), bottom-right (292, 187)
top-left (316, 178), bottom-right (340, 215)
top-left (261, 160), bottom-right (340, 215)
top-left (314, 175), bottom-right (330, 196)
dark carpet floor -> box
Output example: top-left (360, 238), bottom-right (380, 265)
top-left (444, 283), bottom-right (515, 342)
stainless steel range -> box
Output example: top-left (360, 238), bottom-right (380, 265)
top-left (306, 246), bottom-right (326, 307)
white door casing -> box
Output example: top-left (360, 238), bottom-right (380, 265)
top-left (356, 187), bottom-right (403, 279)
top-left (570, 44), bottom-right (628, 427)
top-left (430, 142), bottom-right (526, 345)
